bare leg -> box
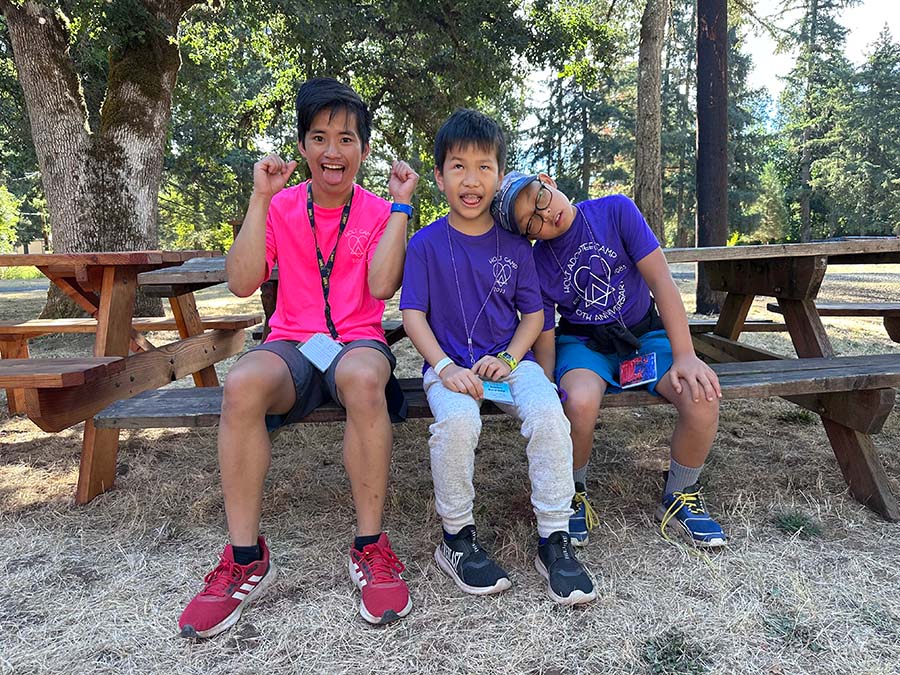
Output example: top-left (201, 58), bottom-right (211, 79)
top-left (334, 347), bottom-right (392, 537)
top-left (559, 368), bottom-right (608, 471)
top-left (654, 374), bottom-right (719, 467)
top-left (218, 351), bottom-right (296, 546)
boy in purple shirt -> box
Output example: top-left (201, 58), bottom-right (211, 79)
top-left (492, 171), bottom-right (727, 549)
top-left (400, 110), bottom-right (595, 605)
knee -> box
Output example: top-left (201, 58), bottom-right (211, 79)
top-left (564, 388), bottom-right (602, 425)
top-left (337, 364), bottom-right (386, 412)
top-left (680, 396), bottom-right (719, 428)
top-left (222, 364), bottom-right (278, 416)
top-left (431, 409), bottom-right (481, 449)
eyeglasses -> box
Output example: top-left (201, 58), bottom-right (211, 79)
top-left (525, 181), bottom-right (553, 236)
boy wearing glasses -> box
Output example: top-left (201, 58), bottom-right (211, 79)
top-left (400, 111), bottom-right (595, 605)
top-left (492, 172), bottom-right (727, 549)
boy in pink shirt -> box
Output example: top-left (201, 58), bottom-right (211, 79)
top-left (179, 78), bottom-right (419, 636)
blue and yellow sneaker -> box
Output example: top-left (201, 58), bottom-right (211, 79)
top-left (655, 482), bottom-right (727, 548)
top-left (569, 483), bottom-right (599, 547)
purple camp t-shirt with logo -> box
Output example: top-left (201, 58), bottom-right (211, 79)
top-left (400, 216), bottom-right (543, 374)
top-left (533, 194), bottom-right (660, 331)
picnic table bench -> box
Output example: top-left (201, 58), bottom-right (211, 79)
top-left (766, 302), bottom-right (900, 342)
top-left (92, 240), bottom-right (900, 520)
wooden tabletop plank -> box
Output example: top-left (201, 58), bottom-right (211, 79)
top-left (0, 314), bottom-right (263, 336)
top-left (138, 256), bottom-right (279, 288)
top-left (663, 237), bottom-right (900, 263)
top-left (0, 250), bottom-right (217, 268)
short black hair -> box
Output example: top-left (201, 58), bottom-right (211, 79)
top-left (295, 77), bottom-right (372, 148)
top-left (434, 109), bottom-right (507, 173)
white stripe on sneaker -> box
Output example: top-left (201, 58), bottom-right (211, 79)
top-left (231, 590), bottom-right (248, 600)
top-left (239, 583), bottom-right (256, 592)
top-left (248, 575), bottom-right (263, 582)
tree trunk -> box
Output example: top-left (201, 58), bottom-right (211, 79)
top-left (799, 0), bottom-right (819, 243)
top-left (695, 0), bottom-right (728, 314)
top-left (2, 0), bottom-right (194, 317)
top-left (635, 0), bottom-right (669, 243)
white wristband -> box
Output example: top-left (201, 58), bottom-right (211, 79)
top-left (434, 357), bottom-right (454, 376)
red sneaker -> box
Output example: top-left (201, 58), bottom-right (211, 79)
top-left (348, 533), bottom-right (412, 625)
top-left (178, 537), bottom-right (275, 638)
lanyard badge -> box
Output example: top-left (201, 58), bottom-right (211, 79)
top-left (619, 352), bottom-right (658, 389)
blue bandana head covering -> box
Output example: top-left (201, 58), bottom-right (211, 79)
top-left (491, 170), bottom-right (538, 236)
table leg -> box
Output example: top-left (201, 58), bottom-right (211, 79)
top-left (0, 338), bottom-right (29, 414)
top-left (75, 266), bottom-right (136, 504)
top-left (777, 297), bottom-right (900, 521)
top-left (169, 294), bottom-right (219, 387)
top-left (713, 292), bottom-right (754, 340)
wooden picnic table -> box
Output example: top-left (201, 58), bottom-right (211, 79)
top-left (123, 239), bottom-right (900, 520)
top-left (0, 250), bottom-right (260, 503)
top-left (664, 237), bottom-right (900, 520)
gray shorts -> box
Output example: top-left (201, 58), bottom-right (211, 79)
top-left (248, 338), bottom-right (405, 431)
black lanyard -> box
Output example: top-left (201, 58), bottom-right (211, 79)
top-left (307, 182), bottom-right (353, 340)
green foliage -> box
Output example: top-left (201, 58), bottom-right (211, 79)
top-left (748, 163), bottom-right (791, 243)
top-left (642, 629), bottom-right (711, 675)
top-left (773, 511), bottom-right (823, 539)
top-left (0, 184), bottom-right (20, 253)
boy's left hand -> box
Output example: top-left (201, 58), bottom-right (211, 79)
top-left (668, 354), bottom-right (722, 402)
top-left (472, 355), bottom-right (511, 381)
top-left (389, 160), bottom-right (419, 205)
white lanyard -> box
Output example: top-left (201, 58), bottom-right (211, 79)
top-left (446, 221), bottom-right (501, 366)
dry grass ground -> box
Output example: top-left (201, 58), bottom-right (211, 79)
top-left (2, 265), bottom-right (900, 675)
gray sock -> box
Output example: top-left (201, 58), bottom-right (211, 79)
top-left (573, 462), bottom-right (588, 487)
top-left (665, 457), bottom-right (702, 496)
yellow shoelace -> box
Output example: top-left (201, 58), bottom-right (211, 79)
top-left (660, 488), bottom-right (715, 565)
top-left (573, 492), bottom-right (599, 531)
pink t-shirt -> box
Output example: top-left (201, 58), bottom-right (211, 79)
top-left (264, 181), bottom-right (391, 344)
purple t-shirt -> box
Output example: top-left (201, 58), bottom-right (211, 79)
top-left (400, 216), bottom-right (543, 373)
top-left (533, 195), bottom-right (660, 331)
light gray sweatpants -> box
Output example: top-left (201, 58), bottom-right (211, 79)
top-left (423, 360), bottom-right (575, 538)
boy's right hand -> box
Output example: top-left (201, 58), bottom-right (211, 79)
top-left (440, 364), bottom-right (484, 400)
top-left (253, 154), bottom-right (298, 198)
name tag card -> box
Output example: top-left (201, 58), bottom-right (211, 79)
top-left (298, 333), bottom-right (343, 372)
top-left (482, 381), bottom-right (514, 404)
top-left (619, 352), bottom-right (658, 389)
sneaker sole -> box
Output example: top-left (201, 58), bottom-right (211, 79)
top-left (433, 545), bottom-right (512, 596)
top-left (179, 563), bottom-right (277, 639)
top-left (534, 556), bottom-right (596, 606)
top-left (654, 506), bottom-right (728, 549)
top-left (347, 559), bottom-right (413, 626)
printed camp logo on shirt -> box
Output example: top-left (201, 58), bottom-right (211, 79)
top-left (561, 242), bottom-right (628, 322)
top-left (345, 229), bottom-right (371, 260)
top-left (490, 255), bottom-right (518, 294)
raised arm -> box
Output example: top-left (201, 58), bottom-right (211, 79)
top-left (226, 154), bottom-right (297, 297)
top-left (368, 161), bottom-right (419, 299)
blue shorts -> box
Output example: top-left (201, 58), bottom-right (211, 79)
top-left (248, 338), bottom-right (406, 431)
top-left (554, 329), bottom-right (673, 396)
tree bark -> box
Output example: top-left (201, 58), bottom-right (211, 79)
top-left (695, 0), bottom-right (728, 314)
top-left (635, 0), bottom-right (669, 244)
top-left (799, 0), bottom-right (819, 243)
top-left (2, 1), bottom-right (196, 317)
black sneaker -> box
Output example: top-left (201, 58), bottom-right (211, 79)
top-left (434, 525), bottom-right (512, 595)
top-left (535, 531), bottom-right (596, 605)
